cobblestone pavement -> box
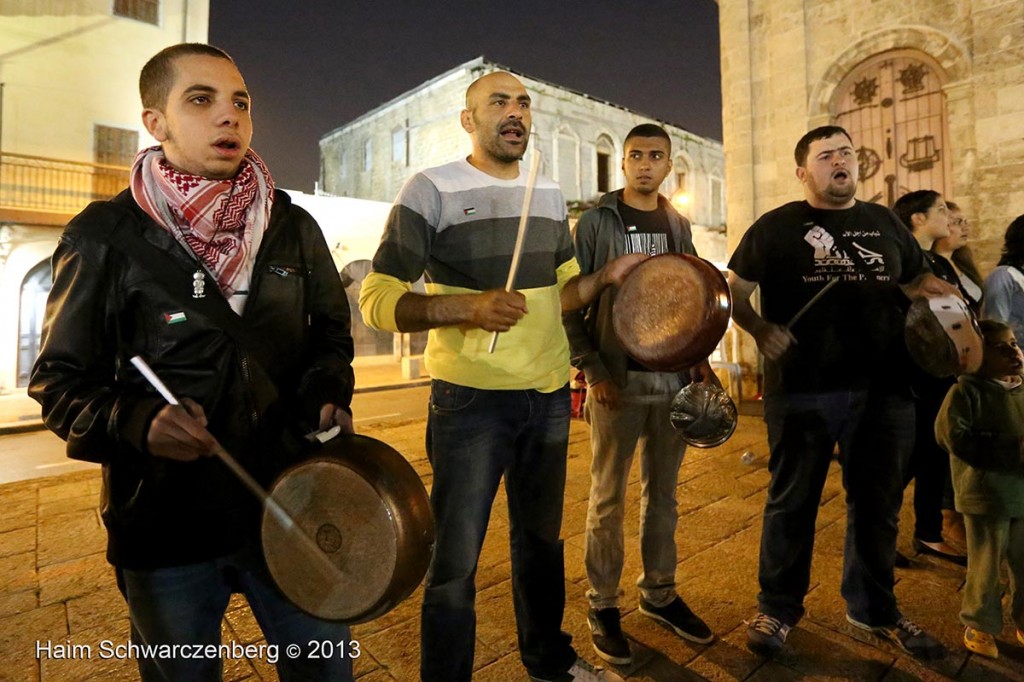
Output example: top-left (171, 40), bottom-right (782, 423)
top-left (1, 411), bottom-right (1022, 681)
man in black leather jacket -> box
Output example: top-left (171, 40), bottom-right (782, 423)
top-left (29, 43), bottom-right (356, 682)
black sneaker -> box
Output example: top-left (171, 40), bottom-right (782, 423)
top-left (587, 607), bottom-right (632, 665)
top-left (846, 614), bottom-right (947, 660)
top-left (746, 612), bottom-right (791, 657)
top-left (639, 596), bottom-right (713, 644)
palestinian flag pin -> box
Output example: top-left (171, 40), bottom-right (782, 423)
top-left (164, 311), bottom-right (187, 325)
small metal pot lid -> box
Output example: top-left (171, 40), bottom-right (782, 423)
top-left (669, 382), bottom-right (738, 448)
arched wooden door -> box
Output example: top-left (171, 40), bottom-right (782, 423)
top-left (832, 50), bottom-right (952, 207)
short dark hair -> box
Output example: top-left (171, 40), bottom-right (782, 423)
top-left (624, 124), bottom-right (671, 150)
top-left (892, 190), bottom-right (943, 231)
top-left (979, 318), bottom-right (1013, 343)
top-left (998, 214), bottom-right (1024, 268)
top-left (140, 43), bottom-right (235, 111)
top-left (945, 200), bottom-right (960, 212)
top-left (794, 125), bottom-right (852, 166)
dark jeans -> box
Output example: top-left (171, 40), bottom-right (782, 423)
top-left (118, 546), bottom-right (354, 682)
top-left (420, 379), bottom-right (576, 682)
top-left (758, 390), bottom-right (914, 627)
top-left (906, 388), bottom-right (952, 542)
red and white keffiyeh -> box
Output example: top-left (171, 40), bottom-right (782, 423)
top-left (131, 146), bottom-right (275, 310)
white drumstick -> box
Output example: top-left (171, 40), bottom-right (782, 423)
top-left (129, 356), bottom-right (293, 528)
top-left (129, 356), bottom-right (341, 579)
top-left (489, 145), bottom-right (541, 353)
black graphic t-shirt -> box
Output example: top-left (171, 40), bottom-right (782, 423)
top-left (618, 199), bottom-right (676, 371)
top-left (618, 200), bottom-right (676, 256)
top-left (728, 200), bottom-right (928, 395)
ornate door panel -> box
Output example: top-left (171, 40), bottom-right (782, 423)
top-left (833, 51), bottom-right (950, 207)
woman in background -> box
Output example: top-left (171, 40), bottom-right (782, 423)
top-left (892, 190), bottom-right (967, 565)
top-left (934, 201), bottom-right (984, 313)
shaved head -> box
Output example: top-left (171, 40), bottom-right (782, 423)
top-left (465, 71), bottom-right (528, 110)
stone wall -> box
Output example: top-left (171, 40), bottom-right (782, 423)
top-left (721, 0), bottom-right (1023, 269)
top-left (719, 0), bottom-right (1024, 390)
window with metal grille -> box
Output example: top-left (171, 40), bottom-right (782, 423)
top-left (832, 49), bottom-right (950, 208)
top-left (113, 0), bottom-right (160, 25)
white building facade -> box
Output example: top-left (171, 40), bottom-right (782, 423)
top-left (0, 0), bottom-right (209, 403)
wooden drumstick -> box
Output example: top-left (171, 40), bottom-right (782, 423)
top-left (489, 145), bottom-right (541, 354)
top-left (786, 277), bottom-right (839, 330)
top-left (129, 356), bottom-right (343, 581)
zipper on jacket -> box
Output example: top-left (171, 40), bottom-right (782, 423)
top-left (239, 353), bottom-right (259, 427)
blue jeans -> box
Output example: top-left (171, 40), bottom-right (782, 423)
top-left (758, 390), bottom-right (914, 627)
top-left (421, 379), bottom-right (577, 682)
top-left (118, 547), bottom-right (354, 682)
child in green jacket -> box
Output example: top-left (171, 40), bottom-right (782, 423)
top-left (935, 319), bottom-right (1024, 659)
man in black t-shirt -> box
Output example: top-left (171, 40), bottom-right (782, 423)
top-left (565, 124), bottom-right (717, 666)
top-left (728, 126), bottom-right (957, 661)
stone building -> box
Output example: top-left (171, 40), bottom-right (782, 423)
top-left (318, 56), bottom-right (728, 262)
top-left (718, 0), bottom-right (1024, 389)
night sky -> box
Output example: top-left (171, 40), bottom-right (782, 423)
top-left (209, 0), bottom-right (722, 192)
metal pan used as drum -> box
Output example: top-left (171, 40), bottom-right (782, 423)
top-left (670, 382), bottom-right (738, 448)
top-left (905, 295), bottom-right (983, 377)
top-left (613, 254), bottom-right (732, 372)
top-left (261, 434), bottom-right (434, 624)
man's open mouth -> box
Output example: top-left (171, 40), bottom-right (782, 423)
top-left (214, 139), bottom-right (241, 151)
top-left (832, 170), bottom-right (849, 180)
top-left (500, 126), bottom-right (525, 141)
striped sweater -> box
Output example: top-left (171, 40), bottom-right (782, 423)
top-left (359, 158), bottom-right (580, 392)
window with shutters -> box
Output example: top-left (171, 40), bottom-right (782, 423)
top-left (113, 0), bottom-right (160, 25)
top-left (94, 125), bottom-right (139, 166)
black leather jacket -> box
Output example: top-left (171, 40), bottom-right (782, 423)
top-left (29, 189), bottom-right (355, 569)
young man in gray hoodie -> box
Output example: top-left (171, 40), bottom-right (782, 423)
top-left (564, 124), bottom-right (717, 666)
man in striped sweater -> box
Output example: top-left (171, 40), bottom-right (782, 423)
top-left (360, 71), bottom-right (640, 682)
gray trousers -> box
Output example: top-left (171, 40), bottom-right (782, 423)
top-left (961, 513), bottom-right (1024, 634)
top-left (584, 371), bottom-right (686, 610)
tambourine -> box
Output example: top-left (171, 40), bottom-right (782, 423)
top-left (905, 295), bottom-right (983, 377)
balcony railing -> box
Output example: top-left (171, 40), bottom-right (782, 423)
top-left (0, 152), bottom-right (130, 215)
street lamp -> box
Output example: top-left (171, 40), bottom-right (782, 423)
top-left (671, 190), bottom-right (691, 213)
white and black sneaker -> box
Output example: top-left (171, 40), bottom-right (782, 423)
top-left (746, 612), bottom-right (791, 657)
top-left (529, 656), bottom-right (625, 682)
top-left (846, 613), bottom-right (947, 660)
top-left (588, 607), bottom-right (632, 665)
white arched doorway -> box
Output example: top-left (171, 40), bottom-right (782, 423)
top-left (18, 259), bottom-right (51, 388)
